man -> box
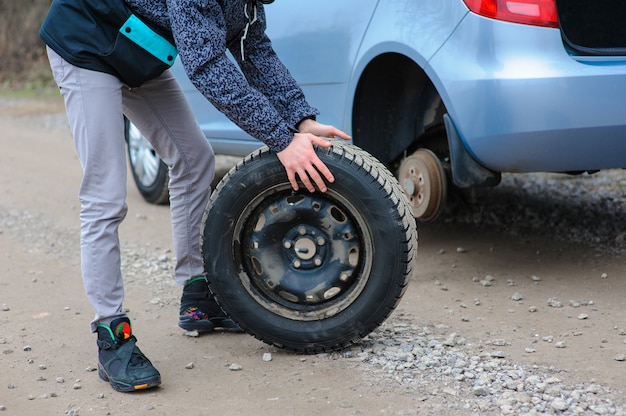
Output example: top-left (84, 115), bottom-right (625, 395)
top-left (40, 0), bottom-right (350, 392)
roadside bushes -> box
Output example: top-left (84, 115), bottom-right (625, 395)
top-left (0, 0), bottom-right (52, 89)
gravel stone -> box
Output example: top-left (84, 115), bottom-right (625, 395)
top-left (551, 397), bottom-right (568, 411)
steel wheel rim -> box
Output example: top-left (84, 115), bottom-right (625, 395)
top-left (233, 185), bottom-right (373, 321)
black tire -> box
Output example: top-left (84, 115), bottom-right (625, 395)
top-left (125, 119), bottom-right (170, 205)
top-left (201, 140), bottom-right (418, 353)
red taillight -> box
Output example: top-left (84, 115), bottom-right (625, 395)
top-left (463, 0), bottom-right (559, 28)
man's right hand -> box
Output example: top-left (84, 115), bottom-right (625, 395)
top-left (276, 120), bottom-right (351, 192)
top-left (276, 133), bottom-right (334, 193)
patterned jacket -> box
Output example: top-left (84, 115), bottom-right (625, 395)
top-left (40, 0), bottom-right (318, 152)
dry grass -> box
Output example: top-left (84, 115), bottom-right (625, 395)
top-left (0, 0), bottom-right (55, 92)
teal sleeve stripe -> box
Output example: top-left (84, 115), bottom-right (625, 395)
top-left (120, 15), bottom-right (178, 65)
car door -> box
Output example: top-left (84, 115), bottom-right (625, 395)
top-left (265, 0), bottom-right (379, 132)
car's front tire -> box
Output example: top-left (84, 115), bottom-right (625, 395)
top-left (201, 140), bottom-right (418, 353)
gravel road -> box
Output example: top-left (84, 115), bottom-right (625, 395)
top-left (2, 97), bottom-right (626, 415)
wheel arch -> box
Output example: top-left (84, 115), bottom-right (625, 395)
top-left (348, 51), bottom-right (449, 170)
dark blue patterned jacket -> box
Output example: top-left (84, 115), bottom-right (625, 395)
top-left (40, 0), bottom-right (318, 152)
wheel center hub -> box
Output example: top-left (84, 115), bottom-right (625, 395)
top-left (283, 225), bottom-right (327, 269)
top-left (403, 178), bottom-right (416, 196)
top-left (294, 237), bottom-right (316, 260)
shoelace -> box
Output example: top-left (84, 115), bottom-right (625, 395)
top-left (129, 349), bottom-right (149, 366)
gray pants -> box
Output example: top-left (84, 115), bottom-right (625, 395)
top-left (47, 47), bottom-right (215, 332)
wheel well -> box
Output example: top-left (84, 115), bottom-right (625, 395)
top-left (352, 53), bottom-right (448, 170)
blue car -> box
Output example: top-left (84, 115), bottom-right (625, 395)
top-left (127, 0), bottom-right (626, 221)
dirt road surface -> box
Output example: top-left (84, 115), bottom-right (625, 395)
top-left (1, 97), bottom-right (626, 415)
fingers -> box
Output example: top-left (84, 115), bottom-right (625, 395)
top-left (285, 168), bottom-right (299, 191)
top-left (280, 156), bottom-right (333, 193)
top-left (309, 135), bottom-right (332, 148)
top-left (299, 163), bottom-right (326, 193)
top-left (329, 126), bottom-right (352, 141)
top-left (291, 157), bottom-right (331, 193)
top-left (298, 120), bottom-right (352, 141)
top-left (300, 138), bottom-right (334, 192)
top-left (312, 157), bottom-right (334, 188)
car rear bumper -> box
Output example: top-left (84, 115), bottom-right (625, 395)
top-left (429, 14), bottom-right (626, 173)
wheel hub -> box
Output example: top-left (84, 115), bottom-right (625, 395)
top-left (397, 148), bottom-right (448, 221)
top-left (244, 193), bottom-right (362, 308)
top-left (283, 225), bottom-right (327, 268)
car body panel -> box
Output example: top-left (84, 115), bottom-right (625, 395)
top-left (429, 13), bottom-right (626, 172)
top-left (264, 0), bottom-right (379, 134)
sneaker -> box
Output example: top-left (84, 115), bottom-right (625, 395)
top-left (178, 276), bottom-right (243, 333)
top-left (96, 317), bottom-right (161, 392)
